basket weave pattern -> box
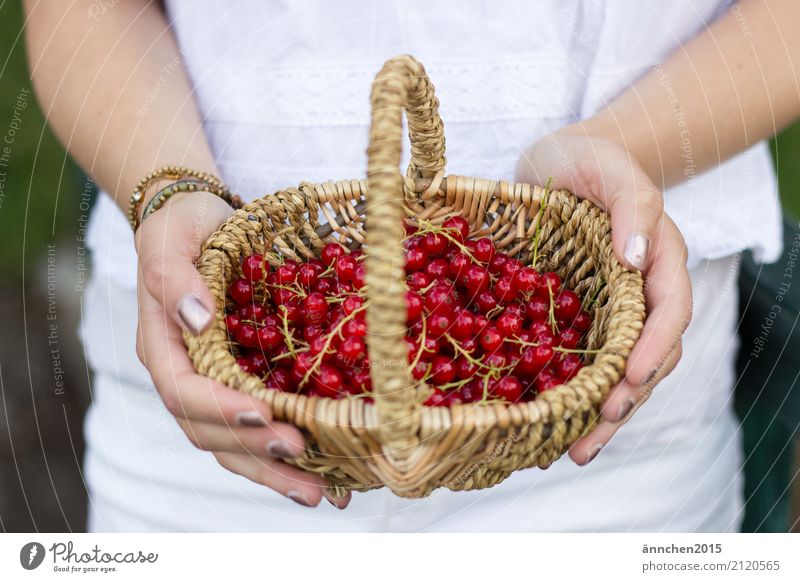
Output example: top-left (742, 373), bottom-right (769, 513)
top-left (185, 56), bottom-right (645, 498)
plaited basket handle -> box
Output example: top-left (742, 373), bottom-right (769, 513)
top-left (365, 56), bottom-right (446, 463)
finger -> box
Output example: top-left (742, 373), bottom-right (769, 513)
top-left (136, 191), bottom-right (233, 335)
top-left (569, 389), bottom-right (654, 466)
top-left (176, 417), bottom-right (306, 459)
top-left (623, 216), bottom-right (692, 387)
top-left (138, 278), bottom-right (274, 426)
top-left (515, 135), bottom-right (664, 272)
top-left (600, 340), bottom-right (682, 423)
top-left (215, 452), bottom-right (352, 509)
top-left (569, 344), bottom-right (681, 465)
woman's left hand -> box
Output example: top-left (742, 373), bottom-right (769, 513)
top-left (515, 130), bottom-right (693, 465)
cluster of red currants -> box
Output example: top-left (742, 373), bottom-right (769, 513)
top-left (223, 216), bottom-right (593, 406)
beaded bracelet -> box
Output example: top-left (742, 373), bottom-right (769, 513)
top-left (140, 179), bottom-right (243, 225)
top-left (128, 165), bottom-right (243, 231)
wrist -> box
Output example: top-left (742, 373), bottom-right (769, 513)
top-left (128, 166), bottom-right (241, 232)
top-left (133, 189), bottom-right (234, 254)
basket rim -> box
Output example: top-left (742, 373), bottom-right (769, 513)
top-left (185, 174), bottom-right (646, 441)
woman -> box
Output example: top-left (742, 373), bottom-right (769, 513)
top-left (25, 0), bottom-right (796, 531)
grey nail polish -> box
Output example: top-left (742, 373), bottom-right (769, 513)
top-left (614, 397), bottom-right (636, 422)
top-left (236, 411), bottom-right (267, 427)
top-left (267, 439), bottom-right (297, 459)
top-left (586, 443), bottom-right (604, 464)
top-left (322, 490), bottom-right (348, 510)
top-left (287, 490), bottom-right (313, 507)
top-left (177, 294), bottom-right (211, 335)
top-left (623, 234), bottom-right (650, 271)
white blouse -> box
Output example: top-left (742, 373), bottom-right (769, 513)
top-left (87, 0), bottom-right (783, 288)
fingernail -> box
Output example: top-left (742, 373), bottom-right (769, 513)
top-left (614, 397), bottom-right (636, 422)
top-left (623, 234), bottom-right (650, 271)
top-left (585, 442), bottom-right (604, 464)
top-left (644, 367), bottom-right (659, 386)
top-left (287, 490), bottom-right (313, 507)
top-left (266, 439), bottom-right (297, 459)
top-left (322, 489), bottom-right (349, 510)
top-left (177, 294), bottom-right (212, 335)
top-left (236, 411), bottom-right (267, 427)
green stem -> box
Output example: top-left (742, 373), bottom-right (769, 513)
top-left (300, 303), bottom-right (368, 387)
top-left (552, 346), bottom-right (599, 355)
top-left (530, 177), bottom-right (553, 270)
top-left (583, 277), bottom-right (606, 311)
top-left (278, 306), bottom-right (297, 358)
top-left (547, 284), bottom-right (559, 335)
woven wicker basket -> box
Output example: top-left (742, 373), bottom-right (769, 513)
top-left (185, 55), bottom-right (646, 498)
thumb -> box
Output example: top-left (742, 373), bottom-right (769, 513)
top-left (516, 135), bottom-right (664, 272)
top-left (136, 192), bottom-right (233, 335)
top-left (603, 160), bottom-right (664, 273)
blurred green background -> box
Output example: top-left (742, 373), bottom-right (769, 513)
top-left (0, 0), bottom-right (797, 532)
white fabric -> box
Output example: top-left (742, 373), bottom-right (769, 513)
top-left (82, 255), bottom-right (743, 532)
top-left (81, 0), bottom-right (773, 531)
top-left (85, 0), bottom-right (783, 289)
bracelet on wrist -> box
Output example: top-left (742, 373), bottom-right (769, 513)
top-left (128, 165), bottom-right (243, 231)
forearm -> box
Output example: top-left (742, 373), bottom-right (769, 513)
top-left (565, 0), bottom-right (800, 189)
top-left (24, 0), bottom-right (217, 213)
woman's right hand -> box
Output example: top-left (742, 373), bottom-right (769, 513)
top-left (134, 190), bottom-right (350, 509)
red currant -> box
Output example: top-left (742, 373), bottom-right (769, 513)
top-left (229, 278), bottom-right (254, 305)
top-left (224, 314), bottom-right (243, 336)
top-left (451, 310), bottom-right (475, 340)
top-left (555, 353), bottom-right (583, 381)
top-left (464, 265), bottom-right (490, 295)
top-left (297, 263), bottom-right (319, 288)
top-left (554, 289), bottom-right (580, 321)
top-left (456, 357), bottom-right (479, 379)
top-left (526, 297), bottom-right (549, 321)
top-left (312, 364), bottom-right (344, 398)
top-left (442, 216), bottom-right (470, 243)
top-left (425, 258), bottom-right (450, 279)
top-left (241, 254), bottom-right (265, 281)
top-left (406, 291), bottom-right (424, 321)
top-left (480, 326), bottom-right (503, 352)
top-left (513, 266), bottom-right (538, 293)
top-left (536, 271), bottom-right (561, 298)
top-left (428, 312), bottom-right (453, 338)
top-left (472, 238), bottom-right (495, 263)
top-left (339, 335), bottom-right (367, 365)
top-left (257, 325), bottom-right (283, 352)
top-left (407, 271), bottom-right (432, 291)
top-left (430, 356), bottom-right (457, 385)
top-left (475, 290), bottom-right (499, 314)
top-left (236, 323), bottom-right (259, 348)
top-left (535, 370), bottom-right (561, 392)
top-left (497, 312), bottom-right (523, 337)
top-left (423, 232), bottom-right (448, 256)
top-left (405, 246), bottom-right (428, 272)
top-left (335, 255), bottom-right (357, 282)
top-left (573, 311), bottom-right (592, 332)
top-left (448, 251), bottom-right (472, 281)
top-left (321, 243), bottom-right (347, 267)
top-left (274, 264), bottom-right (297, 285)
top-left (491, 376), bottom-right (523, 402)
top-left (494, 276), bottom-right (518, 303)
top-left (558, 327), bottom-right (581, 349)
top-left (425, 284), bottom-right (456, 315)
